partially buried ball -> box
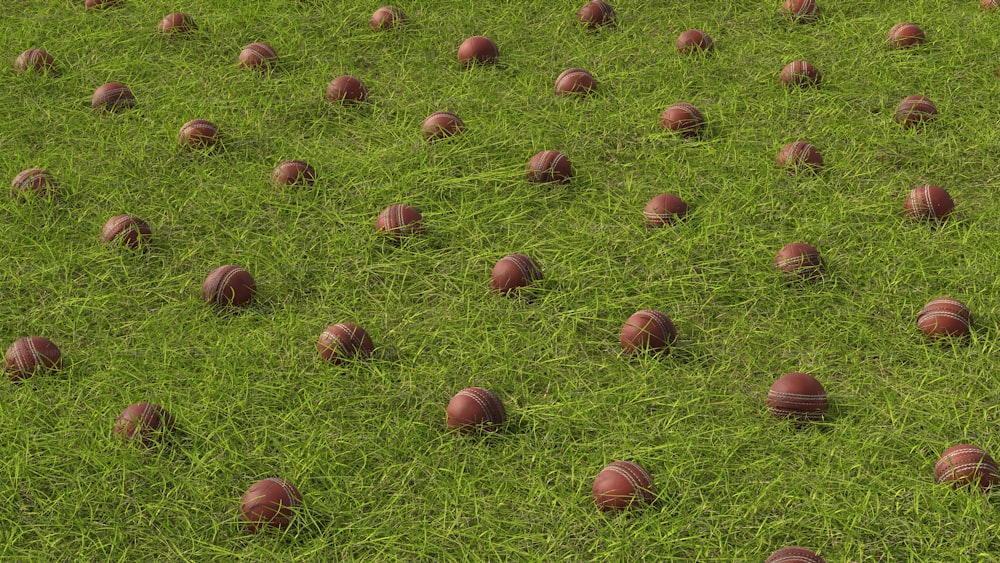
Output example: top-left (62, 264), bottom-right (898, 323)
top-left (642, 194), bottom-right (688, 228)
top-left (526, 150), bottom-right (572, 184)
top-left (773, 242), bottom-right (822, 279)
top-left (376, 203), bottom-right (423, 239)
top-left (158, 12), bottom-right (196, 35)
top-left (577, 0), bottom-right (615, 29)
top-left (985, 0), bottom-right (999, 10)
top-left (766, 546), bottom-right (826, 563)
top-left (370, 6), bottom-right (405, 30)
top-left (781, 0), bottom-right (819, 21)
top-left (92, 82), bottom-right (135, 112)
top-left (325, 75), bottom-right (368, 105)
top-left (238, 42), bottom-right (277, 69)
top-left (421, 111), bottom-right (465, 141)
top-left (11, 168), bottom-right (56, 199)
top-left (620, 309), bottom-right (677, 355)
top-left (178, 119), bottom-right (219, 149)
top-left (316, 322), bottom-right (375, 364)
top-left (113, 402), bottom-right (174, 447)
top-left (457, 36), bottom-right (498, 67)
top-left (446, 387), bottom-right (506, 433)
top-left (894, 95), bottom-right (937, 127)
top-left (916, 297), bottom-right (971, 340)
top-left (887, 22), bottom-right (925, 48)
top-left (592, 461), bottom-right (656, 512)
top-left (101, 214), bottom-right (152, 250)
top-left (766, 372), bottom-right (828, 421)
top-left (271, 160), bottom-right (315, 187)
top-left (202, 265), bottom-right (255, 307)
top-left (555, 68), bottom-right (596, 96)
top-left (490, 253), bottom-right (543, 294)
top-left (675, 29), bottom-right (713, 54)
top-left (776, 141), bottom-right (823, 173)
top-left (779, 60), bottom-right (821, 87)
top-left (934, 444), bottom-right (999, 491)
top-left (240, 478), bottom-right (302, 532)
top-left (3, 336), bottom-right (61, 381)
top-left (14, 49), bottom-right (54, 75)
top-left (904, 184), bottom-right (953, 221)
top-left (660, 103), bottom-right (706, 138)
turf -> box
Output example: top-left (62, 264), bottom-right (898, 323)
top-left (2, 0), bottom-right (1000, 560)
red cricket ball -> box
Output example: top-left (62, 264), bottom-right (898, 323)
top-left (178, 119), bottom-right (219, 149)
top-left (773, 242), bottom-right (822, 278)
top-left (240, 478), bottom-right (303, 532)
top-left (271, 160), bottom-right (316, 187)
top-left (766, 546), bottom-right (826, 563)
top-left (887, 22), bottom-right (925, 48)
top-left (11, 168), bottom-right (57, 199)
top-left (370, 6), bottom-right (406, 31)
top-left (239, 42), bottom-right (277, 69)
top-left (113, 402), bottom-right (175, 447)
top-left (904, 184), bottom-right (953, 221)
top-left (317, 322), bottom-right (375, 364)
top-left (577, 1), bottom-right (616, 29)
top-left (490, 253), bottom-right (543, 294)
top-left (781, 0), bottom-right (819, 21)
top-left (202, 265), bottom-right (256, 307)
top-left (676, 29), bottom-right (713, 54)
top-left (592, 461), bottom-right (656, 512)
top-left (554, 68), bottom-right (596, 96)
top-left (894, 95), bottom-right (937, 127)
top-left (767, 372), bottom-right (828, 421)
top-left (458, 36), bottom-right (499, 67)
top-left (325, 75), bottom-right (368, 105)
top-left (916, 297), bottom-right (971, 340)
top-left (620, 309), bottom-right (677, 355)
top-left (158, 12), bottom-right (196, 34)
top-left (779, 60), bottom-right (821, 87)
top-left (92, 82), bottom-right (135, 112)
top-left (934, 444), bottom-right (999, 491)
top-left (14, 49), bottom-right (54, 75)
top-left (3, 336), bottom-right (62, 381)
top-left (421, 111), bottom-right (465, 141)
top-left (776, 141), bottom-right (823, 173)
top-left (376, 203), bottom-right (424, 239)
top-left (642, 194), bottom-right (688, 228)
top-left (660, 103), bottom-right (706, 138)
top-left (101, 214), bottom-right (152, 250)
top-left (526, 150), bottom-right (572, 184)
top-left (446, 387), bottom-right (506, 433)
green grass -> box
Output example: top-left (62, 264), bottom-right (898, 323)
top-left (3, 0), bottom-right (1000, 560)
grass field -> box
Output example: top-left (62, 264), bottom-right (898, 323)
top-left (3, 0), bottom-right (1000, 560)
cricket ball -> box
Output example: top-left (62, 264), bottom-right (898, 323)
top-left (317, 322), bottom-right (375, 364)
top-left (781, 0), bottom-right (819, 21)
top-left (85, 0), bottom-right (118, 9)
top-left (660, 103), bottom-right (706, 138)
top-left (904, 184), bottom-right (953, 221)
top-left (458, 36), bottom-right (499, 67)
top-left (14, 49), bottom-right (54, 75)
top-left (888, 22), bottom-right (925, 48)
top-left (113, 402), bottom-right (174, 446)
top-left (101, 214), bottom-right (152, 250)
top-left (526, 150), bottom-right (572, 184)
top-left (577, 1), bottom-right (616, 29)
top-left (676, 29), bottom-right (714, 54)
top-left (3, 336), bottom-right (61, 381)
top-left (773, 242), bottom-right (822, 278)
top-left (178, 119), bottom-right (219, 149)
top-left (92, 82), bottom-right (135, 112)
top-left (592, 461), bottom-right (656, 512)
top-left (767, 372), bottom-right (828, 421)
top-left (894, 95), bottom-right (937, 127)
top-left (158, 12), bottom-right (196, 34)
top-left (916, 297), bottom-right (971, 340)
top-left (555, 68), bottom-right (596, 96)
top-left (934, 444), bottom-right (999, 491)
top-left (620, 309), bottom-right (677, 355)
top-left (240, 478), bottom-right (302, 532)
top-left (271, 160), bottom-right (316, 187)
top-left (325, 75), bottom-right (368, 105)
top-left (421, 111), bottom-right (465, 141)
top-left (11, 168), bottom-right (57, 198)
top-left (642, 194), bottom-right (688, 228)
top-left (985, 0), bottom-right (999, 10)
top-left (376, 203), bottom-right (424, 239)
top-left (776, 141), bottom-right (823, 173)
top-left (370, 6), bottom-right (405, 30)
top-left (490, 253), bottom-right (543, 294)
top-left (779, 60), bottom-right (821, 87)
top-left (446, 387), bottom-right (506, 433)
top-left (202, 265), bottom-right (255, 307)
top-left (239, 42), bottom-right (277, 69)
top-left (766, 546), bottom-right (826, 563)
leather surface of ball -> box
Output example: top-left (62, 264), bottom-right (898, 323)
top-left (554, 68), bottom-right (596, 96)
top-left (917, 297), bottom-right (971, 340)
top-left (239, 42), bottom-right (277, 69)
top-left (458, 36), bottom-right (498, 67)
top-left (158, 12), bottom-right (195, 34)
top-left (765, 546), bottom-right (826, 563)
top-left (592, 461), bottom-right (656, 512)
top-left (888, 22), bottom-right (925, 48)
top-left (767, 372), bottom-right (828, 421)
top-left (446, 387), bottom-right (506, 433)
top-left (101, 214), bottom-right (152, 250)
top-left (660, 103), bottom-right (706, 138)
top-left (271, 160), bottom-right (316, 187)
top-left (202, 265), bottom-right (255, 307)
top-left (526, 150), bottom-right (572, 183)
top-left (620, 309), bottom-right (677, 354)
top-left (376, 204), bottom-right (424, 239)
top-left (773, 242), bottom-right (822, 278)
top-left (934, 444), bottom-right (999, 491)
top-left (776, 141), bottom-right (823, 173)
top-left (781, 0), bottom-right (819, 21)
top-left (490, 253), bottom-right (543, 294)
top-left (676, 29), bottom-right (713, 54)
top-left (325, 75), bottom-right (368, 104)
top-left (894, 95), bottom-right (937, 127)
top-left (317, 322), bottom-right (375, 364)
top-left (11, 168), bottom-right (57, 198)
top-left (643, 194), bottom-right (688, 228)
top-left (779, 60), bottom-right (821, 87)
top-left (577, 1), bottom-right (615, 29)
top-left (370, 6), bottom-right (405, 30)
top-left (14, 49), bottom-right (54, 75)
top-left (178, 119), bottom-right (219, 149)
top-left (3, 336), bottom-right (61, 381)
top-left (904, 184), bottom-right (953, 221)
top-left (113, 402), bottom-right (174, 446)
top-left (421, 111), bottom-right (465, 140)
top-left (240, 478), bottom-right (302, 532)
top-left (92, 82), bottom-right (135, 112)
